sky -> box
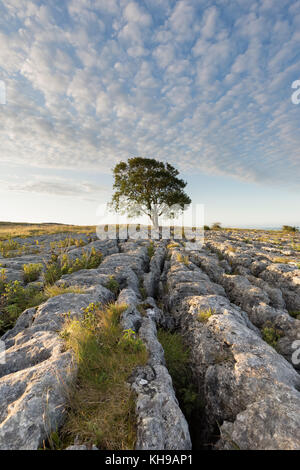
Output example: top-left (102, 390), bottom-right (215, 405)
top-left (0, 0), bottom-right (299, 228)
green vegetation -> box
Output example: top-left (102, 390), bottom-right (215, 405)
top-left (110, 157), bottom-right (191, 229)
top-left (147, 241), bottom-right (155, 259)
top-left (0, 239), bottom-right (21, 257)
top-left (0, 268), bottom-right (6, 294)
top-left (59, 302), bottom-right (148, 449)
top-left (282, 225), bottom-right (299, 233)
top-left (167, 241), bottom-right (180, 249)
top-left (289, 311), bottom-right (300, 320)
top-left (50, 237), bottom-right (87, 251)
top-left (176, 253), bottom-right (189, 265)
top-left (157, 329), bottom-right (203, 421)
top-left (44, 248), bottom-right (102, 285)
top-left (23, 263), bottom-right (43, 283)
top-left (44, 284), bottom-right (85, 298)
top-left (262, 324), bottom-right (283, 349)
top-left (0, 281), bottom-right (47, 334)
top-left (105, 275), bottom-right (120, 295)
top-left (197, 308), bottom-right (214, 323)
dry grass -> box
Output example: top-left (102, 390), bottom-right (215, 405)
top-left (0, 222), bottom-right (96, 240)
top-left (60, 302), bottom-right (148, 450)
top-left (44, 284), bottom-right (86, 297)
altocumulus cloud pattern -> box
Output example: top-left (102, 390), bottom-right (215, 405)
top-left (0, 0), bottom-right (300, 189)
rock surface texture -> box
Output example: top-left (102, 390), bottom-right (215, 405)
top-left (0, 229), bottom-right (300, 450)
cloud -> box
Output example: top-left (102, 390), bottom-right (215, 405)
top-left (0, 0), bottom-right (299, 192)
top-left (7, 178), bottom-right (110, 200)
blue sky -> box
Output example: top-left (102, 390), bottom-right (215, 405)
top-left (0, 0), bottom-right (299, 227)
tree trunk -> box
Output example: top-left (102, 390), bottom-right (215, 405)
top-left (150, 205), bottom-right (159, 230)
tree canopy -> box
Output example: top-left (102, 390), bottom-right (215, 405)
top-left (109, 157), bottom-right (191, 228)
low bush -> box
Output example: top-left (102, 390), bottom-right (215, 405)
top-left (197, 308), bottom-right (214, 323)
top-left (23, 263), bottom-right (43, 283)
top-left (105, 275), bottom-right (120, 295)
top-left (44, 248), bottom-right (102, 285)
top-left (0, 281), bottom-right (47, 334)
top-left (262, 324), bottom-right (283, 349)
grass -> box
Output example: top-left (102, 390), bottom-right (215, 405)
top-left (23, 263), bottom-right (43, 283)
top-left (289, 311), bottom-right (300, 320)
top-left (0, 239), bottom-right (39, 258)
top-left (59, 302), bottom-right (148, 450)
top-left (147, 241), bottom-right (155, 259)
top-left (197, 308), bottom-right (215, 323)
top-left (167, 242), bottom-right (180, 249)
top-left (0, 222), bottom-right (96, 240)
top-left (176, 253), bottom-right (189, 265)
top-left (157, 329), bottom-right (203, 421)
top-left (0, 280), bottom-right (47, 334)
top-left (44, 248), bottom-right (102, 285)
top-left (44, 284), bottom-right (85, 297)
top-left (262, 324), bottom-right (284, 349)
top-left (105, 275), bottom-right (120, 295)
top-left (273, 257), bottom-right (294, 264)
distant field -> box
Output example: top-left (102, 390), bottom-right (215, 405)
top-left (0, 221), bottom-right (298, 241)
top-left (0, 222), bottom-right (97, 240)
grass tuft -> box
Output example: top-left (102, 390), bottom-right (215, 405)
top-left (59, 302), bottom-right (148, 449)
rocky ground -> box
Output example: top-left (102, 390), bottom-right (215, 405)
top-left (0, 228), bottom-right (299, 450)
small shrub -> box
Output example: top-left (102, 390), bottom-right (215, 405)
top-left (262, 325), bottom-right (283, 349)
top-left (176, 253), bottom-right (189, 265)
top-left (23, 263), bottom-right (43, 283)
top-left (105, 275), bottom-right (120, 295)
top-left (44, 249), bottom-right (102, 285)
top-left (0, 281), bottom-right (47, 334)
top-left (197, 308), bottom-right (214, 323)
top-left (204, 225), bottom-right (210, 231)
top-left (282, 225), bottom-right (298, 233)
top-left (289, 311), bottom-right (300, 320)
top-left (0, 239), bottom-right (21, 257)
top-left (0, 268), bottom-right (6, 294)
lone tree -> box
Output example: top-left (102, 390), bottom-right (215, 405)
top-left (110, 157), bottom-right (191, 229)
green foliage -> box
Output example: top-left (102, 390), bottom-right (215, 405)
top-left (204, 225), bottom-right (210, 231)
top-left (105, 275), bottom-right (120, 295)
top-left (147, 241), bottom-right (155, 259)
top-left (282, 225), bottom-right (299, 233)
top-left (60, 302), bottom-right (147, 449)
top-left (197, 308), bottom-right (214, 323)
top-left (44, 248), bottom-right (102, 285)
top-left (262, 324), bottom-right (283, 349)
top-left (0, 239), bottom-right (21, 257)
top-left (23, 263), bottom-right (43, 283)
top-left (110, 157), bottom-right (191, 227)
top-left (176, 253), bottom-right (189, 265)
top-left (0, 281), bottom-right (47, 334)
top-left (0, 268), bottom-right (6, 294)
top-left (119, 329), bottom-right (145, 353)
top-left (289, 311), bottom-right (300, 320)
top-left (157, 329), bottom-right (203, 420)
